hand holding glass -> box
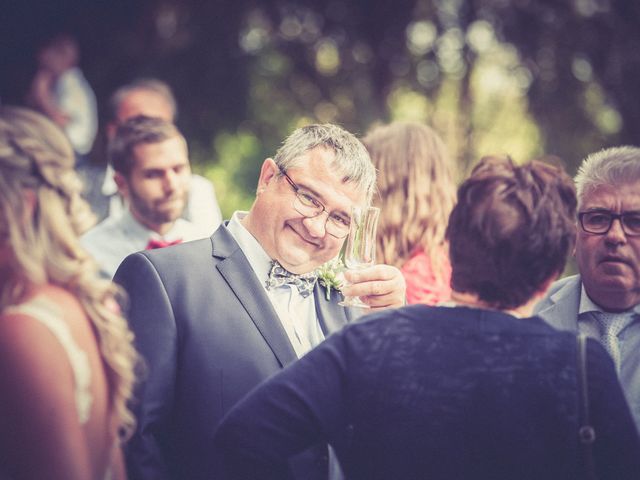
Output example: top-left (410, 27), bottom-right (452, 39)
top-left (338, 206), bottom-right (380, 308)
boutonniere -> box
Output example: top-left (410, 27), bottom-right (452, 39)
top-left (316, 256), bottom-right (345, 301)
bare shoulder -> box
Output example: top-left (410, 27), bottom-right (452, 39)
top-left (38, 283), bottom-right (87, 316)
top-left (0, 284), bottom-right (90, 383)
top-left (0, 285), bottom-right (80, 377)
top-left (0, 284), bottom-right (85, 414)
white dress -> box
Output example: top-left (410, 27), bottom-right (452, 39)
top-left (4, 296), bottom-right (113, 479)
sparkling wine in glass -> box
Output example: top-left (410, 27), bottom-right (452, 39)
top-left (338, 206), bottom-right (380, 308)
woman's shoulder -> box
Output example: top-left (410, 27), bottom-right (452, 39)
top-left (1, 283), bottom-right (89, 358)
top-left (0, 284), bottom-right (85, 382)
top-left (3, 285), bottom-right (87, 339)
top-left (1, 283), bottom-right (97, 418)
top-left (36, 284), bottom-right (86, 312)
top-left (0, 283), bottom-right (94, 378)
top-left (340, 304), bottom-right (438, 349)
top-left (4, 283), bottom-right (83, 312)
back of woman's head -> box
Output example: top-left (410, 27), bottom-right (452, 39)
top-left (447, 156), bottom-right (577, 310)
top-left (363, 122), bottom-right (456, 269)
top-left (0, 106), bottom-right (94, 290)
top-left (0, 106), bottom-right (138, 441)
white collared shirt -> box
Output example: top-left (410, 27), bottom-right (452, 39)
top-left (81, 209), bottom-right (211, 278)
top-left (227, 211), bottom-right (324, 358)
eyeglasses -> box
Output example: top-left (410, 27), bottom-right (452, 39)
top-left (279, 168), bottom-right (351, 239)
top-left (578, 210), bottom-right (640, 236)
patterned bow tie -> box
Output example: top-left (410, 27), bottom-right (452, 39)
top-left (145, 238), bottom-right (183, 250)
top-left (266, 261), bottom-right (318, 298)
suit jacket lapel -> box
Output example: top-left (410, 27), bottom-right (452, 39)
top-left (538, 275), bottom-right (582, 332)
top-left (212, 226), bottom-right (298, 367)
top-left (314, 283), bottom-right (353, 336)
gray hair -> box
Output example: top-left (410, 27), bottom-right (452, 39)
top-left (575, 146), bottom-right (640, 207)
top-left (108, 78), bottom-right (177, 123)
top-left (274, 124), bottom-right (377, 203)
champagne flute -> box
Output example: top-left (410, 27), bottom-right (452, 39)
top-left (338, 206), bottom-right (380, 308)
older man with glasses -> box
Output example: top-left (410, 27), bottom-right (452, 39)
top-left (536, 146), bottom-right (640, 433)
top-left (114, 124), bottom-right (406, 480)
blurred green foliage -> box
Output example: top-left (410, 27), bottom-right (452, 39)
top-left (3, 0), bottom-right (639, 224)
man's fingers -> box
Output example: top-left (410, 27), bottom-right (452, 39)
top-left (341, 264), bottom-right (406, 310)
top-left (344, 265), bottom-right (394, 284)
top-left (342, 280), bottom-right (388, 298)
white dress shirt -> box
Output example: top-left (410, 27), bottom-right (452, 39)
top-left (81, 209), bottom-right (211, 278)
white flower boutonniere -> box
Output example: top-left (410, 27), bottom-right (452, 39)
top-left (316, 257), bottom-right (346, 301)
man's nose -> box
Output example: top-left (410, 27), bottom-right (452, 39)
top-left (605, 217), bottom-right (627, 245)
top-left (163, 170), bottom-right (178, 192)
top-left (303, 211), bottom-right (329, 238)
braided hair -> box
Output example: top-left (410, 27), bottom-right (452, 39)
top-left (0, 106), bottom-right (138, 441)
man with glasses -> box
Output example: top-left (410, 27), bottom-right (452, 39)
top-left (114, 124), bottom-right (406, 480)
top-left (536, 146), bottom-right (640, 432)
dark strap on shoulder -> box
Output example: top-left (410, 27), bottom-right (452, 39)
top-left (577, 333), bottom-right (598, 480)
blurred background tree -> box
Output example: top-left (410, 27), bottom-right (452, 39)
top-left (1, 0), bottom-right (637, 218)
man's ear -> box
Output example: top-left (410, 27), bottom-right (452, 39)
top-left (114, 171), bottom-right (129, 199)
top-left (256, 158), bottom-right (278, 195)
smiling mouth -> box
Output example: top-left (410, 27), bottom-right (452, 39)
top-left (287, 224), bottom-right (321, 247)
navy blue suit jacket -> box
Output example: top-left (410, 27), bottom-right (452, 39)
top-left (114, 224), bottom-right (358, 480)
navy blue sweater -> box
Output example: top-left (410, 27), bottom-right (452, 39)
top-left (213, 305), bottom-right (640, 479)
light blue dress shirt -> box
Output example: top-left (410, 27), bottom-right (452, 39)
top-left (578, 285), bottom-right (640, 433)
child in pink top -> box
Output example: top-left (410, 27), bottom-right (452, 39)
top-left (363, 122), bottom-right (457, 305)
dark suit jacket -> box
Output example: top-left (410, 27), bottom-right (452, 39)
top-left (114, 225), bottom-right (358, 480)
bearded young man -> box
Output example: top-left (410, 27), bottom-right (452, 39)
top-left (82, 115), bottom-right (210, 278)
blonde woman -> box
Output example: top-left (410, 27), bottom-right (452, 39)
top-left (363, 122), bottom-right (456, 305)
top-left (0, 107), bottom-right (138, 480)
